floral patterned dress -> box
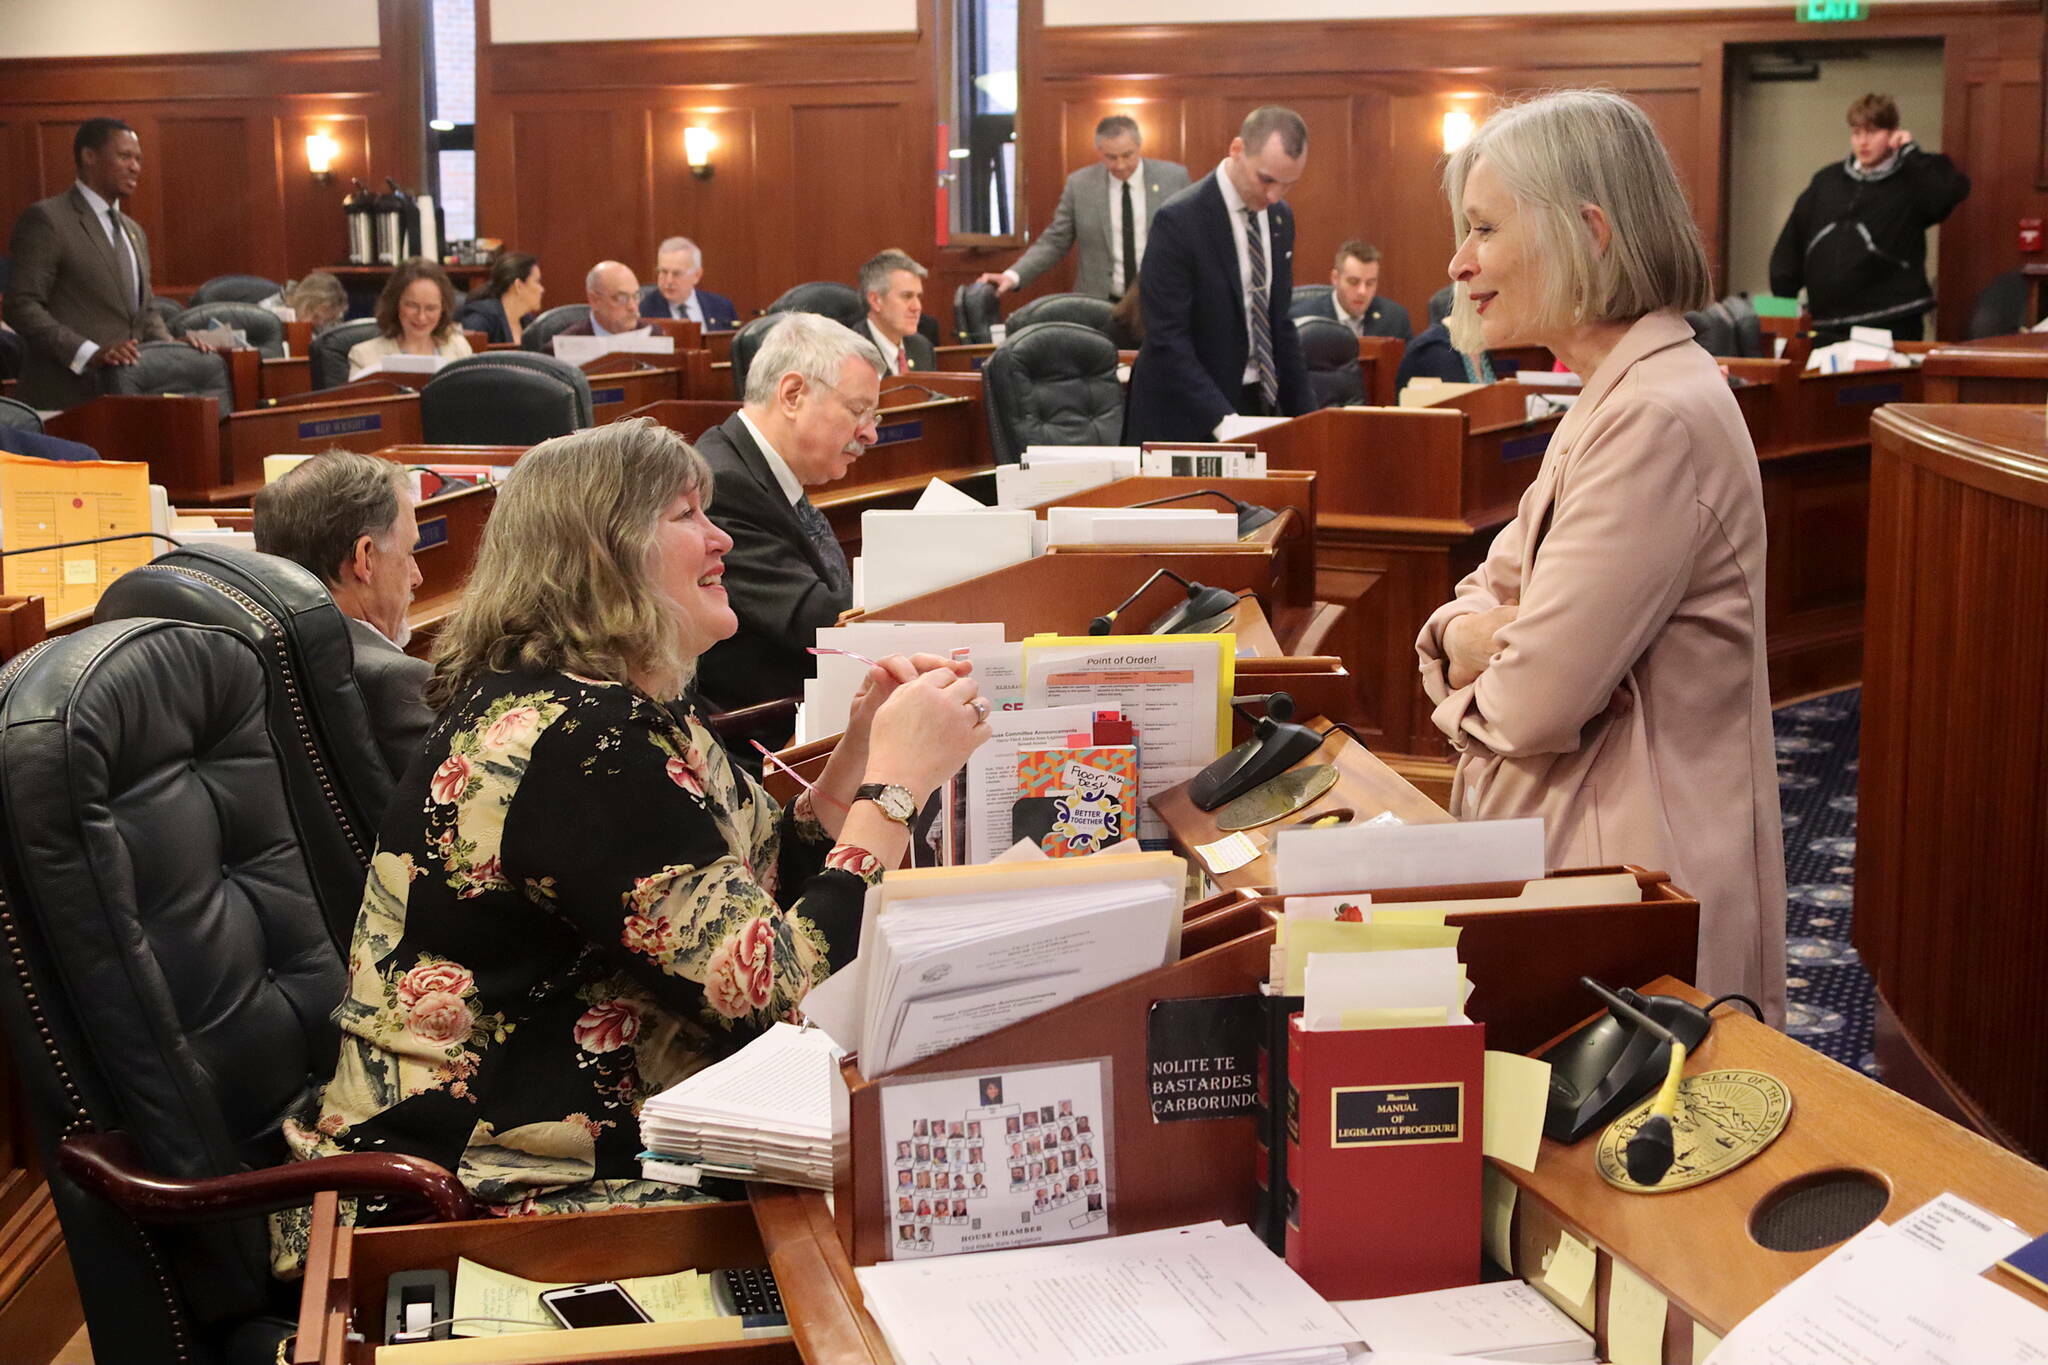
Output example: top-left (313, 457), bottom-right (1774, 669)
top-left (279, 667), bottom-right (879, 1250)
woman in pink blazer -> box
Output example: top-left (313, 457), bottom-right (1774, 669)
top-left (1415, 91), bottom-right (1787, 1024)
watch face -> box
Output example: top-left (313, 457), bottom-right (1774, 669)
top-left (879, 787), bottom-right (916, 822)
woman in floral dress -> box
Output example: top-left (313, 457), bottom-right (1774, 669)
top-left (280, 417), bottom-right (988, 1246)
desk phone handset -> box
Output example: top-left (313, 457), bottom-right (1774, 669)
top-left (1189, 691), bottom-right (1328, 810)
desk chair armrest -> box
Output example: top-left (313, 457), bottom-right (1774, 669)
top-left (58, 1131), bottom-right (478, 1225)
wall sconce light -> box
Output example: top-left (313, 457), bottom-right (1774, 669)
top-left (305, 131), bottom-right (340, 183)
top-left (1441, 109), bottom-right (1476, 154)
top-left (683, 126), bottom-right (716, 180)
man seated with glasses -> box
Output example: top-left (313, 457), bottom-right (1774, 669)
top-left (551, 259), bottom-right (650, 350)
top-left (694, 312), bottom-right (888, 740)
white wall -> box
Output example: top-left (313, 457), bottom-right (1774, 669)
top-left (1725, 41), bottom-right (1947, 301)
top-left (1046, 0), bottom-right (1976, 22)
top-left (0, 0), bottom-right (379, 56)
top-left (488, 0), bottom-right (917, 42)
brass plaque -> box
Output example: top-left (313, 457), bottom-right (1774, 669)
top-left (1213, 764), bottom-right (1339, 831)
top-left (1597, 1069), bottom-right (1792, 1192)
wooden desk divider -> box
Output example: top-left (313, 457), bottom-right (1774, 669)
top-left (626, 398), bottom-right (744, 442)
top-left (225, 347), bottom-right (263, 413)
top-left (404, 482), bottom-right (498, 651)
top-left (1920, 332), bottom-right (2048, 405)
top-left (933, 343), bottom-right (995, 372)
top-left (45, 394), bottom-right (226, 502)
top-left (0, 595), bottom-right (48, 666)
top-left (832, 866), bottom-right (1699, 1269)
top-left (262, 354), bottom-right (314, 404)
top-left (575, 354), bottom-right (687, 424)
top-left (218, 390), bottom-right (424, 503)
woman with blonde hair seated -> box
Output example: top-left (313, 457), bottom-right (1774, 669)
top-left (279, 418), bottom-right (988, 1242)
top-left (345, 257), bottom-right (473, 378)
top-left (1414, 89), bottom-right (1786, 1022)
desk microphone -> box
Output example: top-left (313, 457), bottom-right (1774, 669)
top-left (0, 532), bottom-right (184, 558)
top-left (1088, 568), bottom-right (1240, 636)
top-left (1128, 489), bottom-right (1279, 538)
top-left (1579, 978), bottom-right (1686, 1185)
top-left (881, 380), bottom-right (949, 405)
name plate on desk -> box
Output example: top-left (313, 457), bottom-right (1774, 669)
top-left (298, 413), bottom-right (383, 441)
top-left (1836, 381), bottom-right (1905, 407)
top-left (591, 386), bottom-right (627, 405)
top-left (874, 419), bottom-right (924, 447)
top-left (414, 516), bottom-right (449, 552)
top-left (1501, 432), bottom-right (1550, 462)
top-left (1331, 1083), bottom-right (1465, 1147)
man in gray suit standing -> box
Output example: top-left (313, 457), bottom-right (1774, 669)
top-left (3, 118), bottom-right (174, 410)
top-left (980, 115), bottom-right (1190, 302)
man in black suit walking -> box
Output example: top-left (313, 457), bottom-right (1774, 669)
top-left (695, 312), bottom-right (887, 727)
top-left (1124, 107), bottom-right (1315, 443)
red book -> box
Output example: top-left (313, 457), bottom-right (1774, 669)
top-left (1284, 1015), bottom-right (1484, 1299)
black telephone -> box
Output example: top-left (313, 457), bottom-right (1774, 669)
top-left (1189, 692), bottom-right (1328, 810)
top-left (1541, 978), bottom-right (1714, 1145)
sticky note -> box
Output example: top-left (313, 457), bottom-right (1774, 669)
top-left (1543, 1229), bottom-right (1597, 1305)
top-left (1482, 1164), bottom-right (1517, 1271)
top-left (1370, 907), bottom-right (1448, 925)
top-left (62, 558), bottom-right (96, 586)
top-left (1335, 1006), bottom-right (1449, 1030)
top-left (1607, 1260), bottom-right (1669, 1365)
top-left (1482, 1050), bottom-right (1551, 1173)
top-left (1692, 1323), bottom-right (1723, 1363)
top-left (1197, 832), bottom-right (1261, 875)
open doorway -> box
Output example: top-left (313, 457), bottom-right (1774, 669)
top-left (1723, 38), bottom-right (1946, 308)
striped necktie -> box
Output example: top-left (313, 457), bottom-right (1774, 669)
top-left (1243, 209), bottom-right (1278, 411)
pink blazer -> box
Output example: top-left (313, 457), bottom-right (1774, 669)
top-left (1416, 310), bottom-right (1787, 1023)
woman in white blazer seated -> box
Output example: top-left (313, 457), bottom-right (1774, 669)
top-left (347, 257), bottom-right (474, 378)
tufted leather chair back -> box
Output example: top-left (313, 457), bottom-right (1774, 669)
top-left (0, 619), bottom-right (345, 1362)
top-left (982, 320), bottom-right (1123, 466)
top-left (310, 319), bottom-right (379, 390)
top-left (95, 544), bottom-right (390, 951)
top-left (190, 273), bottom-right (282, 306)
top-left (102, 340), bottom-right (234, 411)
top-left (170, 301), bottom-right (287, 358)
top-left (1006, 292), bottom-right (1115, 338)
top-left (520, 303), bottom-right (592, 353)
top-left (729, 312), bottom-right (786, 399)
top-left (1288, 283), bottom-right (1335, 320)
top-left (1718, 295), bottom-right (1766, 359)
top-left (1686, 306), bottom-right (1737, 358)
top-left (1968, 271), bottom-right (2026, 340)
top-left (1295, 315), bottom-right (1366, 409)
top-left (422, 351), bottom-right (593, 444)
top-left (954, 281), bottom-right (1000, 344)
top-left (0, 327), bottom-right (24, 382)
top-left (147, 295), bottom-right (185, 333)
top-left (767, 281), bottom-right (866, 330)
top-left (0, 396), bottom-right (40, 432)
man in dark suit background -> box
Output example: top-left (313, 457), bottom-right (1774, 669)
top-left (252, 451), bottom-right (434, 784)
top-left (552, 260), bottom-right (646, 348)
top-left (638, 235), bottom-right (741, 329)
top-left (3, 117), bottom-right (174, 410)
top-left (1124, 107), bottom-right (1315, 443)
top-left (695, 312), bottom-right (887, 726)
top-left (859, 249), bottom-right (935, 374)
top-left (979, 115), bottom-right (1191, 302)
top-left (1324, 239), bottom-right (1411, 340)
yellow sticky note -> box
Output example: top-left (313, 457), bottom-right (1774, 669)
top-left (1371, 907), bottom-right (1450, 925)
top-left (1543, 1229), bottom-right (1597, 1305)
top-left (1693, 1323), bottom-right (1724, 1364)
top-left (618, 1268), bottom-right (718, 1321)
top-left (1482, 1164), bottom-right (1517, 1271)
top-left (1281, 920), bottom-right (1463, 993)
top-left (1482, 1051), bottom-right (1551, 1173)
top-left (1336, 1005), bottom-right (1449, 1030)
top-left (1607, 1260), bottom-right (1669, 1365)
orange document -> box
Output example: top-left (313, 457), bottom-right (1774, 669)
top-left (0, 454), bottom-right (154, 618)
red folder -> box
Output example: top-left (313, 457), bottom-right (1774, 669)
top-left (1284, 1015), bottom-right (1484, 1299)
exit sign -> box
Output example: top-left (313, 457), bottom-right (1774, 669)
top-left (1799, 0), bottom-right (1866, 19)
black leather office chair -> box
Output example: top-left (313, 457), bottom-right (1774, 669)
top-left (1288, 284), bottom-right (1336, 320)
top-left (0, 326), bottom-right (23, 382)
top-left (0, 396), bottom-right (39, 433)
top-left (730, 312), bottom-right (786, 399)
top-left (102, 340), bottom-right (234, 411)
top-left (422, 351), bottom-right (593, 444)
top-left (310, 319), bottom-right (380, 389)
top-left (189, 273), bottom-right (283, 306)
top-left (1295, 314), bottom-right (1366, 408)
top-left (1968, 270), bottom-right (2027, 340)
top-left (767, 282), bottom-right (867, 330)
top-left (983, 321), bottom-right (1123, 466)
top-left (1007, 292), bottom-right (1116, 337)
top-left (1717, 295), bottom-right (1767, 359)
top-left (954, 281), bottom-right (1000, 344)
top-left (0, 619), bottom-right (470, 1365)
top-left (521, 303), bottom-right (592, 354)
top-left (1686, 307), bottom-right (1737, 357)
top-left (147, 295), bottom-right (185, 334)
top-left (170, 301), bottom-right (287, 358)
top-left (95, 544), bottom-right (397, 951)
top-left (1427, 284), bottom-right (1456, 328)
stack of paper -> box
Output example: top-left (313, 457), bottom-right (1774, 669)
top-left (850, 853), bottom-right (1186, 1078)
top-left (794, 619), bottom-right (1006, 746)
top-left (1333, 1281), bottom-right (1595, 1362)
top-left (856, 506), bottom-right (1035, 610)
top-left (552, 329), bottom-right (674, 366)
top-left (638, 1022), bottom-right (846, 1189)
top-left (856, 1222), bottom-right (1358, 1365)
top-left (1043, 505), bottom-right (1237, 545)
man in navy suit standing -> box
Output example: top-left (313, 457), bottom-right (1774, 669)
top-left (638, 235), bottom-right (740, 329)
top-left (1124, 107), bottom-right (1314, 443)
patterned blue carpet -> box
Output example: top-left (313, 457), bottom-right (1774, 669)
top-left (1772, 687), bottom-right (1877, 1077)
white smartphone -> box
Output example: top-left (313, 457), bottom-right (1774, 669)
top-left (537, 1281), bottom-right (652, 1330)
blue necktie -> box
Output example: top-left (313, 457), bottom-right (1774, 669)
top-left (791, 495), bottom-right (848, 594)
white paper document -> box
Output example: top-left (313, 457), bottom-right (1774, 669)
top-left (1019, 445), bottom-right (1141, 478)
top-left (1274, 818), bottom-right (1546, 895)
top-left (1890, 1191), bottom-right (2031, 1273)
top-left (1302, 947), bottom-right (1467, 1031)
top-left (964, 705), bottom-right (1100, 864)
top-left (551, 329), bottom-right (672, 366)
top-left (798, 620), bottom-right (1007, 744)
top-left (995, 459), bottom-right (1124, 507)
top-left (1334, 1280), bottom-right (1595, 1362)
top-left (856, 1221), bottom-right (1359, 1365)
top-left (638, 1022), bottom-right (845, 1189)
top-left (1043, 506), bottom-right (1238, 546)
top-left (1209, 413), bottom-right (1290, 442)
top-left (915, 477), bottom-right (986, 511)
top-left (859, 508), bottom-right (1036, 610)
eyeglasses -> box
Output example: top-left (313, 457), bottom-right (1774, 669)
top-left (596, 289), bottom-right (638, 307)
top-left (808, 377), bottom-right (882, 429)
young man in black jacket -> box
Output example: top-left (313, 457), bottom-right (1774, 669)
top-left (1769, 92), bottom-right (1970, 344)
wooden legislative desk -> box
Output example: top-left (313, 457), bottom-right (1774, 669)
top-left (1860, 403), bottom-right (2048, 1162)
top-left (1921, 331), bottom-right (2048, 406)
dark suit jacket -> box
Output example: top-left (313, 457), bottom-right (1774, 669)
top-left (345, 615), bottom-right (435, 783)
top-left (457, 296), bottom-right (518, 345)
top-left (638, 283), bottom-right (740, 330)
top-left (1355, 297), bottom-right (1413, 341)
top-left (1123, 173), bottom-right (1313, 443)
top-left (1395, 322), bottom-right (1496, 390)
top-left (866, 321), bottom-right (936, 374)
top-left (3, 186), bottom-right (172, 410)
top-left (694, 412), bottom-right (852, 714)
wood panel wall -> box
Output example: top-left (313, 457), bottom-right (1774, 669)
top-left (0, 0), bottom-right (425, 297)
top-left (472, 0), bottom-right (2040, 343)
